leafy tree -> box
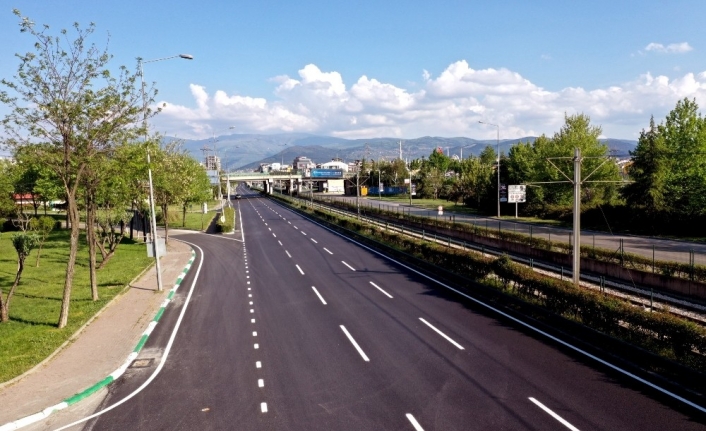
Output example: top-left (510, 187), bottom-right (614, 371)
top-left (623, 117), bottom-right (668, 217)
top-left (179, 156), bottom-right (212, 227)
top-left (659, 98), bottom-right (706, 220)
top-left (1, 11), bottom-right (148, 328)
top-left (513, 114), bottom-right (620, 213)
top-left (29, 216), bottom-right (55, 267)
top-left (452, 156), bottom-right (493, 208)
top-left (479, 145), bottom-right (497, 166)
top-left (0, 159), bottom-right (17, 217)
top-left (153, 141), bottom-right (210, 242)
top-left (419, 167), bottom-right (445, 199)
top-left (1, 232), bottom-right (38, 322)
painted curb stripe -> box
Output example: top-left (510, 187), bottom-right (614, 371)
top-left (133, 334), bottom-right (149, 353)
top-left (65, 376), bottom-right (114, 406)
top-left (0, 248), bottom-right (198, 431)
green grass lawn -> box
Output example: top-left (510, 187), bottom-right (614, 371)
top-left (158, 200), bottom-right (222, 231)
top-left (0, 229), bottom-right (152, 383)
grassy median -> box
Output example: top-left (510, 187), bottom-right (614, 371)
top-left (0, 230), bottom-right (152, 383)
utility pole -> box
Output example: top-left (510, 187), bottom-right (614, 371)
top-left (535, 147), bottom-right (616, 286)
top-left (356, 167), bottom-right (360, 219)
top-left (573, 148), bottom-right (581, 286)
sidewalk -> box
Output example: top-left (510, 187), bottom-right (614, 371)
top-left (0, 238), bottom-right (194, 428)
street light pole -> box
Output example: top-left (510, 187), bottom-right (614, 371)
top-left (479, 121), bottom-right (501, 218)
top-left (138, 53), bottom-right (193, 292)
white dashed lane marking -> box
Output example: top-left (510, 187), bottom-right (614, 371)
top-left (369, 281), bottom-right (393, 298)
top-left (419, 318), bottom-right (464, 350)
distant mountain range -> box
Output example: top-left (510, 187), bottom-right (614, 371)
top-left (177, 133), bottom-right (636, 171)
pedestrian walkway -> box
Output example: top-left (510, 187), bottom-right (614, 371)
top-left (0, 239), bottom-right (193, 428)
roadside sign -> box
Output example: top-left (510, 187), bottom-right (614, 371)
top-left (508, 185), bottom-right (526, 203)
top-left (438, 205), bottom-right (443, 215)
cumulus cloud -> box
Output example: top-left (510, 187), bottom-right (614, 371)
top-left (644, 42), bottom-right (693, 54)
top-left (153, 60), bottom-right (706, 140)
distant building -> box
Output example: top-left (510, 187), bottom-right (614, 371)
top-left (293, 156), bottom-right (315, 171)
top-left (319, 160), bottom-right (349, 172)
top-left (205, 155), bottom-right (221, 171)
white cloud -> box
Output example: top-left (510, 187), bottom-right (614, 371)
top-left (644, 42), bottom-right (693, 54)
top-left (153, 60), bottom-right (706, 140)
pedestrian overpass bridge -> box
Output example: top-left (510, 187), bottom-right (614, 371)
top-left (223, 171), bottom-right (352, 194)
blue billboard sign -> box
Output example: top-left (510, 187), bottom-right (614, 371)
top-left (310, 169), bottom-right (343, 178)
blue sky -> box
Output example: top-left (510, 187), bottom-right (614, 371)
top-left (2, 1), bottom-right (705, 140)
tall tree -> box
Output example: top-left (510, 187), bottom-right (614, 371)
top-left (0, 160), bottom-right (16, 217)
top-left (623, 116), bottom-right (668, 217)
top-left (0, 11), bottom-right (148, 328)
top-left (659, 98), bottom-right (706, 220)
top-left (522, 114), bottom-right (620, 211)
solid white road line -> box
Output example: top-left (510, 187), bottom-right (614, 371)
top-left (285, 250), bottom-right (292, 258)
top-left (312, 286), bottom-right (327, 305)
top-left (528, 397), bottom-right (581, 431)
top-left (369, 281), bottom-right (393, 298)
top-left (340, 325), bottom-right (370, 362)
top-left (419, 318), bottom-right (465, 350)
top-left (406, 414), bottom-right (425, 431)
top-left (296, 264), bottom-right (305, 275)
top-left (341, 261), bottom-right (356, 271)
top-left (323, 248), bottom-right (333, 255)
top-left (53, 240), bottom-right (207, 430)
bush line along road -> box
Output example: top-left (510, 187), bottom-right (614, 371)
top-left (28, 185), bottom-right (701, 430)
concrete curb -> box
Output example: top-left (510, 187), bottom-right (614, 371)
top-left (0, 248), bottom-right (197, 431)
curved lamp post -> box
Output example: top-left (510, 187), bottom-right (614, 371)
top-left (138, 53), bottom-right (193, 291)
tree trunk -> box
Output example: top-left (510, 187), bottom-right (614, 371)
top-left (161, 203), bottom-right (170, 244)
top-left (35, 241), bottom-right (44, 267)
top-left (58, 192), bottom-right (79, 329)
top-left (86, 193), bottom-right (98, 301)
top-left (1, 255), bottom-right (26, 322)
top-left (182, 204), bottom-right (187, 227)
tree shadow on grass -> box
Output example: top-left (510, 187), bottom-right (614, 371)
top-left (8, 315), bottom-right (58, 327)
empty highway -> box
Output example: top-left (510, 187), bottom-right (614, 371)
top-left (57, 187), bottom-right (705, 430)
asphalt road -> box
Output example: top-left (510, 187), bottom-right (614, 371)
top-left (323, 195), bottom-right (706, 267)
top-left (59, 186), bottom-right (705, 430)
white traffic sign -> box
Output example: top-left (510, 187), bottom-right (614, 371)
top-left (508, 185), bottom-right (526, 203)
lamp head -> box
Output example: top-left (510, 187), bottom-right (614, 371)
top-left (179, 54), bottom-right (194, 60)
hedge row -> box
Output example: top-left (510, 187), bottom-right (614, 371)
top-left (491, 256), bottom-right (706, 370)
top-left (289, 197), bottom-right (706, 372)
top-left (324, 198), bottom-right (706, 283)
